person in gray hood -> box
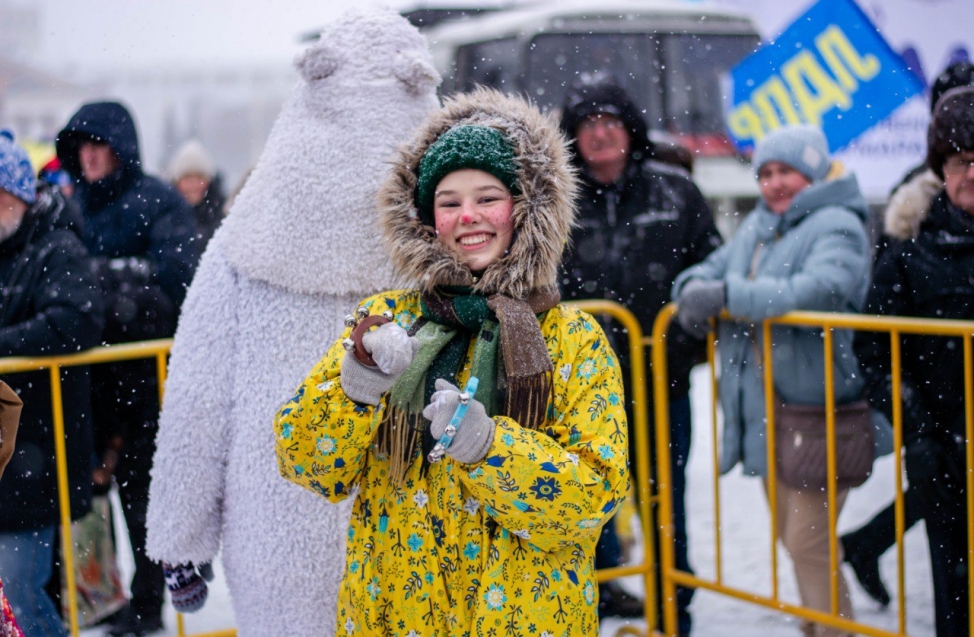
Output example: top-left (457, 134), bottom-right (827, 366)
top-left (672, 125), bottom-right (871, 637)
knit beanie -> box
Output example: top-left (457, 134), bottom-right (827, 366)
top-left (415, 125), bottom-right (519, 223)
top-left (752, 124), bottom-right (831, 182)
top-left (930, 61), bottom-right (974, 114)
top-left (927, 86), bottom-right (974, 179)
top-left (0, 131), bottom-right (36, 204)
top-left (167, 139), bottom-right (215, 182)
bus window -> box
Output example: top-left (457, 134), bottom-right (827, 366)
top-left (524, 32), bottom-right (663, 118)
top-left (456, 38), bottom-right (521, 92)
top-left (660, 33), bottom-right (759, 154)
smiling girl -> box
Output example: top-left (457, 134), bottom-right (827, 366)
top-left (275, 89), bottom-right (629, 636)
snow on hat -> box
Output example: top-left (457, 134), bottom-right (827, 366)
top-left (0, 131), bottom-right (36, 204)
top-left (930, 61), bottom-right (974, 114)
top-left (752, 124), bottom-right (831, 182)
top-left (167, 139), bottom-right (215, 181)
top-left (927, 86), bottom-right (974, 179)
top-left (415, 125), bottom-right (519, 223)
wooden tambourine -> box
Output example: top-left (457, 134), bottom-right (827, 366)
top-left (342, 308), bottom-right (393, 368)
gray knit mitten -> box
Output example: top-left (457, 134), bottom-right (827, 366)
top-left (676, 279), bottom-right (726, 339)
top-left (340, 322), bottom-right (419, 405)
top-left (423, 379), bottom-right (496, 465)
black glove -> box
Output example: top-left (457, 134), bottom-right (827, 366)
top-left (93, 256), bottom-right (176, 342)
top-left (162, 562), bottom-right (214, 613)
top-left (676, 279), bottom-right (725, 339)
top-left (94, 256), bottom-right (156, 291)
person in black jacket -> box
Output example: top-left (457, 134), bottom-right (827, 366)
top-left (839, 60), bottom-right (974, 608)
top-left (855, 86), bottom-right (974, 637)
top-left (559, 74), bottom-right (722, 634)
top-left (56, 101), bottom-right (199, 637)
top-left (0, 131), bottom-right (104, 637)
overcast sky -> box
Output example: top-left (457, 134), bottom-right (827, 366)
top-left (28, 0), bottom-right (429, 72)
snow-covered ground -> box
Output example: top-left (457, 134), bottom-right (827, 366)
top-left (85, 365), bottom-right (934, 637)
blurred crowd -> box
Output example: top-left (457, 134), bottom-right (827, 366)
top-left (0, 100), bottom-right (230, 637)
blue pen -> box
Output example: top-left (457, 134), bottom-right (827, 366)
top-left (428, 376), bottom-right (480, 463)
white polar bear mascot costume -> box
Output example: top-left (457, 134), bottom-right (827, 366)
top-left (145, 7), bottom-right (440, 636)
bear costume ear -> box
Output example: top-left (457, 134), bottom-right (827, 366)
top-left (393, 51), bottom-right (441, 96)
top-left (294, 41), bottom-right (340, 81)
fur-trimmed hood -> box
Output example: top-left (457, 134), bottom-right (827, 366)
top-left (884, 168), bottom-right (942, 240)
top-left (378, 88), bottom-right (578, 300)
top-left (219, 7), bottom-right (440, 296)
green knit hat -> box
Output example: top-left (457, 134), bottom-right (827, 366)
top-left (415, 125), bottom-right (519, 223)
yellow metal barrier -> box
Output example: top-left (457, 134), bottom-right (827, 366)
top-left (0, 340), bottom-right (189, 637)
top-left (1, 302), bottom-right (658, 637)
top-left (567, 300), bottom-right (665, 637)
top-left (651, 303), bottom-right (974, 637)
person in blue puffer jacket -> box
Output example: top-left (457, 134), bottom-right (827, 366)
top-left (671, 125), bottom-right (871, 637)
top-left (56, 101), bottom-right (199, 637)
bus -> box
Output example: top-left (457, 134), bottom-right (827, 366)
top-left (403, 0), bottom-right (764, 234)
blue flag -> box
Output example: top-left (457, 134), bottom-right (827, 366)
top-left (726, 0), bottom-right (923, 151)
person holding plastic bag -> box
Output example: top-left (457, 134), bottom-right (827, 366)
top-left (275, 88), bottom-right (629, 636)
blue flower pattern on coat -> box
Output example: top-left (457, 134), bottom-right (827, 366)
top-left (273, 290), bottom-right (630, 636)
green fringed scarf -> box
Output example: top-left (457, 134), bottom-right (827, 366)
top-left (376, 286), bottom-right (560, 482)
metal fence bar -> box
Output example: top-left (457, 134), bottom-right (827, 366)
top-left (650, 303), bottom-right (677, 637)
top-left (822, 326), bottom-right (840, 617)
top-left (568, 300), bottom-right (656, 637)
top-left (48, 364), bottom-right (81, 637)
top-left (651, 303), bottom-right (974, 637)
top-left (966, 334), bottom-right (974, 637)
top-left (0, 341), bottom-right (173, 637)
top-left (20, 302), bottom-right (974, 637)
top-left (707, 335), bottom-right (723, 586)
top-left (761, 320), bottom-right (780, 603)
top-left (890, 331), bottom-right (906, 635)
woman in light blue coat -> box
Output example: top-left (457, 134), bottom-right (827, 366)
top-left (671, 125), bottom-right (869, 637)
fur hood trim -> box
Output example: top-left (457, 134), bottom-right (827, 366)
top-left (884, 168), bottom-right (942, 240)
top-left (378, 88), bottom-right (578, 299)
top-left (219, 7), bottom-right (440, 296)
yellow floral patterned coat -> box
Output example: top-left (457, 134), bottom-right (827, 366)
top-left (275, 290), bottom-right (629, 636)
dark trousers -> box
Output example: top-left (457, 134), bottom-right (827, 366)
top-left (905, 436), bottom-right (969, 637)
top-left (114, 428), bottom-right (165, 621)
top-left (90, 360), bottom-right (165, 622)
top-left (596, 392), bottom-right (694, 634)
top-left (842, 486), bottom-right (922, 561)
